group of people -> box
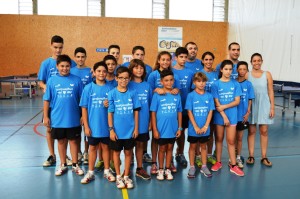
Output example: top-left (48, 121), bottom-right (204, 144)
top-left (38, 35), bottom-right (275, 189)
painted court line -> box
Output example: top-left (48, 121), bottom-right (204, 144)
top-left (33, 122), bottom-right (46, 137)
top-left (122, 188), bottom-right (129, 199)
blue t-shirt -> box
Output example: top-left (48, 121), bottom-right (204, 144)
top-left (122, 62), bottom-right (153, 81)
top-left (237, 80), bottom-right (255, 122)
top-left (172, 68), bottom-right (194, 113)
top-left (150, 93), bottom-right (182, 138)
top-left (43, 74), bottom-right (83, 128)
top-left (147, 70), bottom-right (181, 91)
top-left (108, 88), bottom-right (141, 139)
top-left (128, 81), bottom-right (152, 134)
top-left (38, 57), bottom-right (58, 83)
top-left (185, 91), bottom-right (215, 137)
top-left (79, 82), bottom-right (113, 138)
top-left (70, 67), bottom-right (93, 87)
top-left (211, 79), bottom-right (242, 125)
top-left (172, 59), bottom-right (204, 74)
top-left (200, 69), bottom-right (218, 93)
top-left (106, 79), bottom-right (118, 88)
top-left (215, 63), bottom-right (238, 80)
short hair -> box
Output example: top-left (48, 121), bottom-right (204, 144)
top-left (51, 35), bottom-right (64, 44)
top-left (237, 61), bottom-right (249, 71)
top-left (132, 46), bottom-right (145, 54)
top-left (103, 55), bottom-right (117, 65)
top-left (154, 51), bottom-right (172, 70)
top-left (193, 72), bottom-right (208, 82)
top-left (93, 61), bottom-right (108, 71)
top-left (56, 54), bottom-right (71, 65)
top-left (108, 45), bottom-right (120, 53)
top-left (175, 47), bottom-right (188, 57)
top-left (201, 51), bottom-right (215, 60)
top-left (218, 59), bottom-right (233, 79)
top-left (160, 69), bottom-right (174, 79)
top-left (74, 47), bottom-right (86, 56)
top-left (128, 59), bottom-right (146, 81)
top-left (250, 53), bottom-right (263, 62)
top-left (184, 41), bottom-right (197, 48)
top-left (116, 66), bottom-right (131, 77)
top-left (228, 42), bottom-right (240, 50)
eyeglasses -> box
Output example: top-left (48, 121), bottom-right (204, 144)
top-left (118, 77), bottom-right (130, 81)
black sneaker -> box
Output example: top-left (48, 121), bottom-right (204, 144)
top-left (43, 155), bottom-right (56, 167)
top-left (136, 168), bottom-right (151, 180)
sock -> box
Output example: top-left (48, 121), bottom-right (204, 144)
top-left (63, 163), bottom-right (67, 167)
top-left (196, 155), bottom-right (201, 158)
top-left (190, 165), bottom-right (195, 168)
top-left (116, 175), bottom-right (121, 179)
top-left (237, 155), bottom-right (241, 159)
top-left (143, 150), bottom-right (147, 155)
top-left (72, 163), bottom-right (77, 167)
top-left (136, 167), bottom-right (142, 171)
top-left (104, 169), bottom-right (109, 174)
top-left (202, 164), bottom-right (207, 168)
top-left (152, 162), bottom-right (157, 165)
top-left (89, 170), bottom-right (94, 175)
top-left (231, 164), bottom-right (236, 168)
top-left (124, 175), bottom-right (129, 180)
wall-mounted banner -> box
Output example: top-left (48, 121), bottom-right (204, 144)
top-left (158, 27), bottom-right (182, 52)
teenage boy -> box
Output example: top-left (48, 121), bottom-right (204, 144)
top-left (108, 45), bottom-right (121, 66)
top-left (43, 54), bottom-right (84, 176)
top-left (172, 47), bottom-right (194, 167)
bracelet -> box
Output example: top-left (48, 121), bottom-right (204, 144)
top-left (108, 127), bottom-right (114, 131)
top-left (203, 126), bottom-right (208, 129)
top-left (178, 127), bottom-right (183, 131)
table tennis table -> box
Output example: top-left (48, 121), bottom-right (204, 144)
top-left (282, 86), bottom-right (300, 113)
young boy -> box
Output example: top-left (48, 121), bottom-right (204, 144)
top-left (172, 47), bottom-right (194, 167)
top-left (185, 72), bottom-right (215, 178)
top-left (108, 45), bottom-right (121, 66)
top-left (43, 54), bottom-right (84, 176)
top-left (150, 69), bottom-right (182, 181)
top-left (108, 66), bottom-right (141, 189)
top-left (71, 47), bottom-right (93, 165)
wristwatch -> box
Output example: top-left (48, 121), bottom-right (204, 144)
top-left (178, 127), bottom-right (183, 131)
top-left (108, 127), bottom-right (114, 131)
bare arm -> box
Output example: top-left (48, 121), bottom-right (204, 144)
top-left (151, 112), bottom-right (160, 139)
top-left (176, 112), bottom-right (182, 138)
top-left (43, 101), bottom-right (50, 127)
top-left (82, 107), bottom-right (91, 137)
top-left (214, 98), bottom-right (230, 125)
top-left (266, 71), bottom-right (275, 118)
top-left (216, 96), bottom-right (240, 112)
top-left (133, 110), bottom-right (139, 138)
top-left (108, 112), bottom-right (118, 141)
top-left (39, 81), bottom-right (46, 93)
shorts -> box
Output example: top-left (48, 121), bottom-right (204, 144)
top-left (157, 138), bottom-right (176, 146)
top-left (88, 137), bottom-right (110, 146)
top-left (135, 132), bottom-right (150, 142)
top-left (187, 135), bottom-right (210, 144)
top-left (182, 115), bottom-right (189, 129)
top-left (109, 138), bottom-right (135, 151)
top-left (236, 121), bottom-right (249, 131)
top-left (51, 126), bottom-right (82, 140)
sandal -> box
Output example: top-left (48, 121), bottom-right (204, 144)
top-left (246, 156), bottom-right (255, 165)
top-left (261, 158), bottom-right (272, 167)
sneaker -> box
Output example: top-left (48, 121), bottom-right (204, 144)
top-left (207, 156), bottom-right (217, 165)
top-left (66, 156), bottom-right (72, 166)
top-left (157, 169), bottom-right (164, 180)
top-left (211, 162), bottom-right (222, 172)
top-left (195, 156), bottom-right (202, 168)
top-left (81, 172), bottom-right (95, 184)
top-left (55, 165), bottom-right (68, 176)
top-left (136, 168), bottom-right (151, 180)
top-left (175, 154), bottom-right (188, 166)
top-left (116, 177), bottom-right (125, 189)
top-left (143, 153), bottom-right (152, 163)
top-left (230, 165), bottom-right (245, 176)
top-left (165, 169), bottom-right (173, 180)
top-left (83, 152), bottom-right (88, 165)
top-left (104, 170), bottom-right (116, 182)
top-left (72, 164), bottom-right (84, 176)
top-left (237, 158), bottom-right (244, 169)
top-left (124, 177), bottom-right (134, 189)
top-left (110, 161), bottom-right (116, 173)
top-left (187, 166), bottom-right (196, 178)
top-left (151, 163), bottom-right (158, 174)
top-left (95, 160), bottom-right (104, 171)
top-left (78, 152), bottom-right (83, 164)
top-left (170, 161), bottom-right (177, 173)
top-left (200, 166), bottom-right (212, 178)
top-left (43, 155), bottom-right (56, 167)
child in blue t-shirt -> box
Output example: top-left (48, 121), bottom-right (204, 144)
top-left (210, 60), bottom-right (244, 177)
top-left (108, 66), bottom-right (141, 189)
top-left (150, 69), bottom-right (182, 181)
top-left (43, 54), bottom-right (84, 177)
top-left (80, 61), bottom-right (115, 184)
top-left (172, 47), bottom-right (194, 167)
top-left (235, 61), bottom-right (255, 169)
top-left (103, 55), bottom-right (118, 88)
top-left (128, 59), bottom-right (152, 180)
top-left (185, 72), bottom-right (215, 178)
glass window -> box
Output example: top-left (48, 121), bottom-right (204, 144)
top-left (38, 0), bottom-right (87, 16)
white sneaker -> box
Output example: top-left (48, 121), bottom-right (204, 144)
top-left (157, 169), bottom-right (164, 180)
top-left (124, 177), bottom-right (134, 189)
top-left (43, 155), bottom-right (56, 167)
top-left (72, 164), bottom-right (84, 176)
top-left (104, 170), bottom-right (116, 182)
top-left (83, 152), bottom-right (88, 165)
top-left (116, 177), bottom-right (125, 189)
top-left (55, 165), bottom-right (68, 176)
top-left (237, 158), bottom-right (244, 169)
top-left (66, 156), bottom-right (72, 166)
top-left (165, 169), bottom-right (173, 180)
top-left (81, 172), bottom-right (95, 184)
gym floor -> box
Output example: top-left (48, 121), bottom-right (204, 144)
top-left (0, 90), bottom-right (300, 199)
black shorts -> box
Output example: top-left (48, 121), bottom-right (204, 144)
top-left (157, 138), bottom-right (176, 146)
top-left (135, 132), bottom-right (150, 142)
top-left (182, 115), bottom-right (189, 129)
top-left (51, 126), bottom-right (82, 140)
top-left (88, 137), bottom-right (110, 146)
top-left (109, 138), bottom-right (135, 151)
top-left (187, 135), bottom-right (210, 144)
top-left (236, 121), bottom-right (249, 131)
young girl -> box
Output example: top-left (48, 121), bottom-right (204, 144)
top-left (147, 51), bottom-right (181, 174)
top-left (80, 61), bottom-right (115, 184)
top-left (210, 60), bottom-right (244, 177)
top-left (128, 59), bottom-right (152, 180)
top-left (185, 72), bottom-right (214, 178)
top-left (246, 53), bottom-right (274, 167)
top-left (236, 61), bottom-right (255, 169)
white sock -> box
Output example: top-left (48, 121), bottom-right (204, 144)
top-left (237, 155), bottom-right (241, 160)
top-left (116, 175), bottom-right (121, 179)
top-left (88, 170), bottom-right (94, 175)
top-left (124, 175), bottom-right (129, 180)
top-left (104, 169), bottom-right (109, 174)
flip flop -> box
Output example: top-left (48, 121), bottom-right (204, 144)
top-left (246, 156), bottom-right (255, 165)
top-left (261, 158), bottom-right (272, 167)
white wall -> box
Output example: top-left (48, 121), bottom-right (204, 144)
top-left (228, 0), bottom-right (300, 82)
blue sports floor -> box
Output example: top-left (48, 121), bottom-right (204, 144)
top-left (0, 90), bottom-right (300, 199)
